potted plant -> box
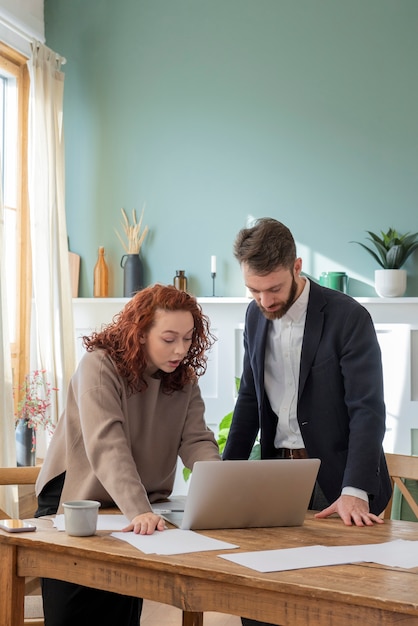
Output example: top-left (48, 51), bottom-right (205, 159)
top-left (216, 410), bottom-right (261, 459)
top-left (14, 370), bottom-right (57, 466)
top-left (351, 228), bottom-right (418, 297)
top-left (115, 205), bottom-right (149, 297)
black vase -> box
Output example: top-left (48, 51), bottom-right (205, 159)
top-left (15, 418), bottom-right (36, 466)
top-left (121, 254), bottom-right (144, 297)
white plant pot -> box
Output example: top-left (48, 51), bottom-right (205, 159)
top-left (374, 269), bottom-right (407, 298)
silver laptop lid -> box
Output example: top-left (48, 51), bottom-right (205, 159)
top-left (167, 458), bottom-right (320, 530)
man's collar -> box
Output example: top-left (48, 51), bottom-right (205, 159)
top-left (285, 277), bottom-right (310, 322)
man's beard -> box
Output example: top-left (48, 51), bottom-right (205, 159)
top-left (257, 277), bottom-right (298, 320)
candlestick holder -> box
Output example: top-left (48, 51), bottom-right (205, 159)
top-left (211, 272), bottom-right (216, 297)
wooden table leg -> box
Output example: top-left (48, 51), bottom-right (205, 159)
top-left (0, 542), bottom-right (25, 626)
top-left (182, 611), bottom-right (204, 626)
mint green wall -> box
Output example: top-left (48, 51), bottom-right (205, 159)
top-left (44, 0), bottom-right (418, 298)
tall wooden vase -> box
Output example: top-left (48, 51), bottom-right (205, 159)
top-left (121, 254), bottom-right (144, 297)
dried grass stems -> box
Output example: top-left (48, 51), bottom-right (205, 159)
top-left (115, 206), bottom-right (149, 254)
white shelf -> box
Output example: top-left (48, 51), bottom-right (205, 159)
top-left (72, 297), bottom-right (252, 304)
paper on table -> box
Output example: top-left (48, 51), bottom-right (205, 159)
top-left (54, 514), bottom-right (130, 532)
top-left (111, 529), bottom-right (238, 555)
top-left (360, 539), bottom-right (418, 568)
top-left (310, 540), bottom-right (418, 569)
top-left (219, 545), bottom-right (360, 572)
top-left (219, 540), bottom-right (418, 572)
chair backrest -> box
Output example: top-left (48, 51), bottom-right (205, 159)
top-left (0, 465), bottom-right (44, 625)
top-left (0, 466), bottom-right (41, 486)
top-left (384, 453), bottom-right (418, 519)
top-left (0, 466), bottom-right (41, 518)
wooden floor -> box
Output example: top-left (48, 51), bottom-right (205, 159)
top-left (141, 600), bottom-right (241, 626)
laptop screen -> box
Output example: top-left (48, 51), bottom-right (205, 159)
top-left (156, 458), bottom-right (320, 530)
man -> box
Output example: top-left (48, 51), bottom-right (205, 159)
top-left (224, 217), bottom-right (391, 523)
top-left (223, 218), bottom-right (392, 626)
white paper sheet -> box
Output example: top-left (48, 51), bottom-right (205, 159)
top-left (219, 540), bottom-right (418, 572)
top-left (360, 539), bottom-right (418, 568)
top-left (111, 529), bottom-right (238, 555)
top-left (219, 544), bottom-right (357, 572)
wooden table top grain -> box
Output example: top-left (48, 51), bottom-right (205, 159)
top-left (1, 512), bottom-right (418, 626)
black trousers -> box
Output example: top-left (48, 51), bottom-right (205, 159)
top-left (41, 579), bottom-right (142, 626)
top-left (35, 473), bottom-right (142, 626)
top-left (241, 481), bottom-right (330, 626)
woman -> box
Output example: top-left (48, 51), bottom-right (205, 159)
top-left (35, 284), bottom-right (221, 626)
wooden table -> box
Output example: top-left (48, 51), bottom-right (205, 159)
top-left (1, 512), bottom-right (418, 626)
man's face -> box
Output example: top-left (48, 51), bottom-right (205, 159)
top-left (243, 260), bottom-right (303, 320)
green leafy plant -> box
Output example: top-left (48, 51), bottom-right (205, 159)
top-left (183, 467), bottom-right (192, 482)
top-left (351, 228), bottom-right (418, 270)
top-left (216, 410), bottom-right (261, 460)
top-left (216, 411), bottom-right (234, 455)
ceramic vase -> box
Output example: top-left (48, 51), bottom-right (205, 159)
top-left (15, 418), bottom-right (36, 466)
top-left (375, 269), bottom-right (407, 298)
top-left (121, 254), bottom-right (144, 297)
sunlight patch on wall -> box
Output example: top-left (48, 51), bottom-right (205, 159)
top-left (295, 242), bottom-right (374, 287)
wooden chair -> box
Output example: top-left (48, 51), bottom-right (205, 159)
top-left (0, 466), bottom-right (44, 626)
top-left (384, 453), bottom-right (418, 520)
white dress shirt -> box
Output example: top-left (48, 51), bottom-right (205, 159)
top-left (264, 279), bottom-right (309, 449)
top-left (264, 278), bottom-right (367, 503)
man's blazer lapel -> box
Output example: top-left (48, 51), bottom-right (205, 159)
top-left (298, 283), bottom-right (326, 399)
top-left (254, 312), bottom-right (269, 392)
top-left (247, 304), bottom-right (270, 396)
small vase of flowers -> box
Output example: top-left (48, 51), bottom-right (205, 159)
top-left (15, 370), bottom-right (57, 466)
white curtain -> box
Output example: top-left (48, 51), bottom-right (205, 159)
top-left (0, 156), bottom-right (19, 516)
top-left (27, 42), bottom-right (76, 439)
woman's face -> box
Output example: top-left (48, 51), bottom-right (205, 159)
top-left (142, 309), bottom-right (194, 374)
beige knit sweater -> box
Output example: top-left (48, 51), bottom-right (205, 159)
top-left (36, 349), bottom-right (221, 521)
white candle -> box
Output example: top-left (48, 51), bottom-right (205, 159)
top-left (211, 255), bottom-right (217, 274)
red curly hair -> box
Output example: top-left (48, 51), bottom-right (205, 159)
top-left (83, 284), bottom-right (216, 394)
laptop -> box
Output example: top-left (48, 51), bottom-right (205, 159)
top-left (153, 458), bottom-right (320, 530)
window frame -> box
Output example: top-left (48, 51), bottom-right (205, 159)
top-left (0, 42), bottom-right (30, 404)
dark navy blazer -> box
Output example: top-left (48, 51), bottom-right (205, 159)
top-left (223, 280), bottom-right (392, 515)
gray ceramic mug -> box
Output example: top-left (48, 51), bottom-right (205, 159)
top-left (63, 500), bottom-right (101, 536)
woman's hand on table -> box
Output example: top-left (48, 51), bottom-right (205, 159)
top-left (123, 512), bottom-right (166, 534)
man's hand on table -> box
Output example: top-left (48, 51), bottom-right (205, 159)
top-left (314, 494), bottom-right (384, 527)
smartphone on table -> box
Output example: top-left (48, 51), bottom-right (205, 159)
top-left (0, 519), bottom-right (36, 532)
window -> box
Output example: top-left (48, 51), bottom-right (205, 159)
top-left (0, 42), bottom-right (30, 402)
top-left (1, 68), bottom-right (18, 340)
